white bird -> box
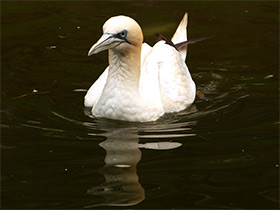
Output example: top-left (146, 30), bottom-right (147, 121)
top-left (85, 13), bottom-right (201, 122)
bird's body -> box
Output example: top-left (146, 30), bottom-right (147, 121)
top-left (85, 13), bottom-right (196, 122)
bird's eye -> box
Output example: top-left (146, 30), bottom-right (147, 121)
top-left (119, 30), bottom-right (127, 38)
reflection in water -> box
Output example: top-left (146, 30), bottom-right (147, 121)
top-left (86, 128), bottom-right (144, 207)
top-left (85, 123), bottom-right (187, 207)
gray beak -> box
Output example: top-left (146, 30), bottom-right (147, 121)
top-left (88, 33), bottom-right (122, 56)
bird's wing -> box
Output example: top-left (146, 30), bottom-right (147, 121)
top-left (141, 41), bottom-right (195, 113)
top-left (84, 66), bottom-right (109, 108)
top-left (139, 42), bottom-right (163, 109)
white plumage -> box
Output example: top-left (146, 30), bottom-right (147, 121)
top-left (85, 13), bottom-right (196, 122)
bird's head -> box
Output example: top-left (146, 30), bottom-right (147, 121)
top-left (88, 15), bottom-right (143, 56)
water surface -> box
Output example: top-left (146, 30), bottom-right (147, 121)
top-left (1, 1), bottom-right (279, 209)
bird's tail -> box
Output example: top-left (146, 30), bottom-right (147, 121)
top-left (171, 13), bottom-right (188, 60)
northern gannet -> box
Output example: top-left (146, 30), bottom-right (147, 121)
top-left (85, 13), bottom-right (199, 122)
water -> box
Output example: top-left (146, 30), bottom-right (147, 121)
top-left (1, 1), bottom-right (279, 209)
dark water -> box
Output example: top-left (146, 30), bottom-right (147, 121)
top-left (1, 1), bottom-right (279, 209)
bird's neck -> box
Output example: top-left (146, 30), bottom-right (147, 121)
top-left (107, 47), bottom-right (142, 91)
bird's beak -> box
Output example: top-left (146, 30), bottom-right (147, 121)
top-left (88, 33), bottom-right (121, 56)
top-left (88, 33), bottom-right (113, 56)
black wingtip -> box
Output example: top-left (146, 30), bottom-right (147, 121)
top-left (156, 33), bottom-right (210, 51)
top-left (175, 36), bottom-right (210, 50)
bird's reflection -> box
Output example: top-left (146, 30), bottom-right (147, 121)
top-left (87, 127), bottom-right (144, 207)
top-left (83, 114), bottom-right (195, 208)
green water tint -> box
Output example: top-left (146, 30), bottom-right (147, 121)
top-left (1, 1), bottom-right (279, 209)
